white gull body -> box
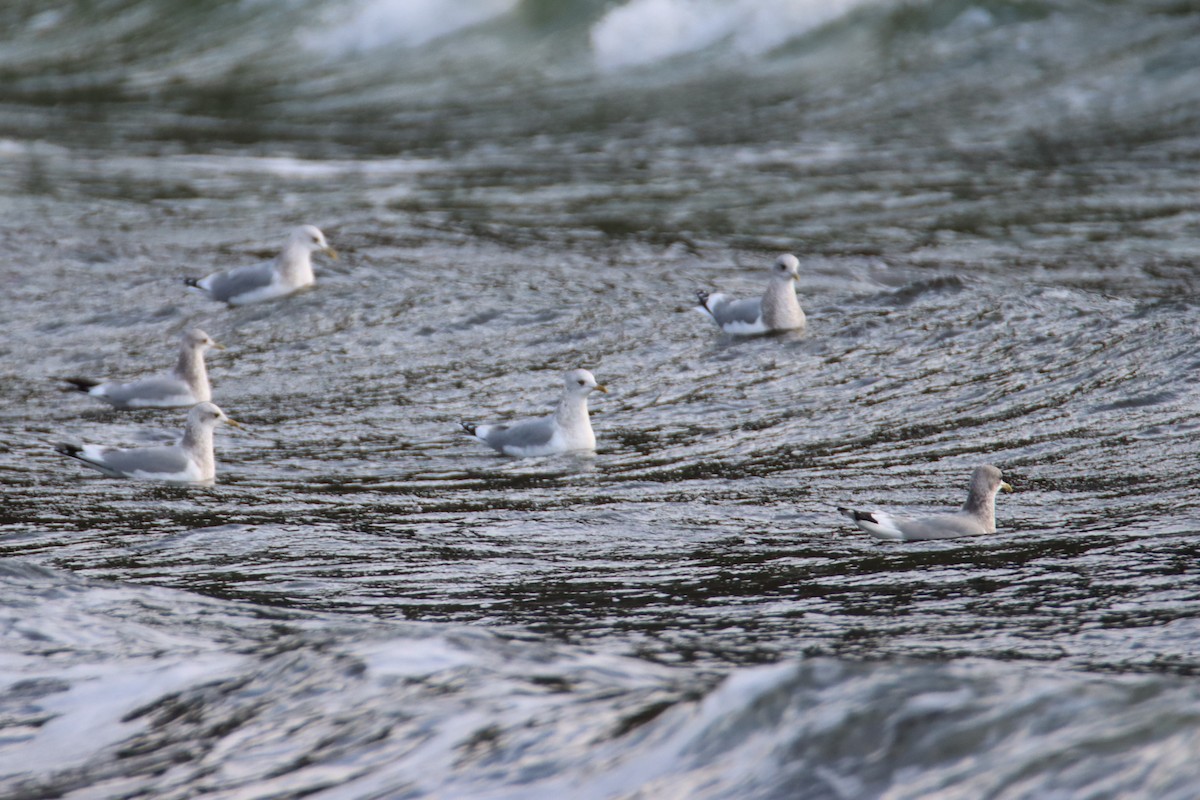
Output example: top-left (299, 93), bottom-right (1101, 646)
top-left (186, 225), bottom-right (337, 306)
top-left (62, 328), bottom-right (222, 409)
top-left (838, 465), bottom-right (1014, 542)
top-left (462, 369), bottom-right (607, 458)
top-left (54, 402), bottom-right (240, 483)
top-left (697, 253), bottom-right (806, 335)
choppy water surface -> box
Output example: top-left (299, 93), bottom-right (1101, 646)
top-left (3, 1), bottom-right (1200, 797)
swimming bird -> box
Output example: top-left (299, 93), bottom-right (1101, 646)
top-left (61, 328), bottom-right (223, 410)
top-left (696, 253), bottom-right (806, 335)
top-left (185, 225), bottom-right (337, 306)
top-left (54, 402), bottom-right (241, 482)
top-left (838, 465), bottom-right (1014, 542)
top-left (461, 369), bottom-right (608, 457)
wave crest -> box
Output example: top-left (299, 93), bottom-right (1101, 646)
top-left (304, 0), bottom-right (520, 54)
top-left (590, 0), bottom-right (875, 71)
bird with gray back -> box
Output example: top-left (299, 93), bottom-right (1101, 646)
top-left (61, 328), bottom-right (223, 409)
top-left (838, 465), bottom-right (1014, 541)
top-left (696, 253), bottom-right (806, 335)
top-left (185, 225), bottom-right (337, 306)
top-left (461, 369), bottom-right (608, 457)
top-left (54, 401), bottom-right (241, 483)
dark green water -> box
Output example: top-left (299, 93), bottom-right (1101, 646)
top-left (3, 1), bottom-right (1200, 797)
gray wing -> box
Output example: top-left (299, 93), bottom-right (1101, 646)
top-left (200, 263), bottom-right (275, 303)
top-left (97, 376), bottom-right (194, 408)
top-left (481, 417), bottom-right (556, 451)
top-left (707, 296), bottom-right (763, 327)
top-left (897, 513), bottom-right (988, 541)
top-left (86, 444), bottom-right (192, 477)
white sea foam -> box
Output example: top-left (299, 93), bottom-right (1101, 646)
top-left (306, 0), bottom-right (519, 54)
top-left (590, 0), bottom-right (875, 71)
top-left (0, 654), bottom-right (244, 775)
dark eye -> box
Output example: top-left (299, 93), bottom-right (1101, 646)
top-left (577, 379), bottom-right (585, 385)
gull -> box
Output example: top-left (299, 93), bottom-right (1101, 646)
top-left (462, 369), bottom-right (607, 457)
top-left (185, 225), bottom-right (337, 306)
top-left (696, 253), bottom-right (806, 335)
top-left (54, 402), bottom-right (241, 482)
top-left (838, 465), bottom-right (1014, 541)
top-left (62, 328), bottom-right (222, 409)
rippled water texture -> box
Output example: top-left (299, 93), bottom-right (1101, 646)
top-left (3, 1), bottom-right (1200, 797)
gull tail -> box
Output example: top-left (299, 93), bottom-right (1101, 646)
top-left (54, 441), bottom-right (84, 459)
top-left (61, 377), bottom-right (100, 393)
top-left (837, 507), bottom-right (878, 524)
top-left (459, 422), bottom-right (478, 436)
top-left (183, 277), bottom-right (202, 289)
top-left (696, 290), bottom-right (710, 308)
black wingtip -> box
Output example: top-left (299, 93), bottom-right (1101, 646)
top-left (696, 290), bottom-right (710, 307)
top-left (61, 377), bottom-right (99, 393)
top-left (459, 422), bottom-right (477, 436)
top-left (54, 442), bottom-right (82, 458)
top-left (837, 507), bottom-right (876, 524)
top-left (183, 277), bottom-right (201, 289)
